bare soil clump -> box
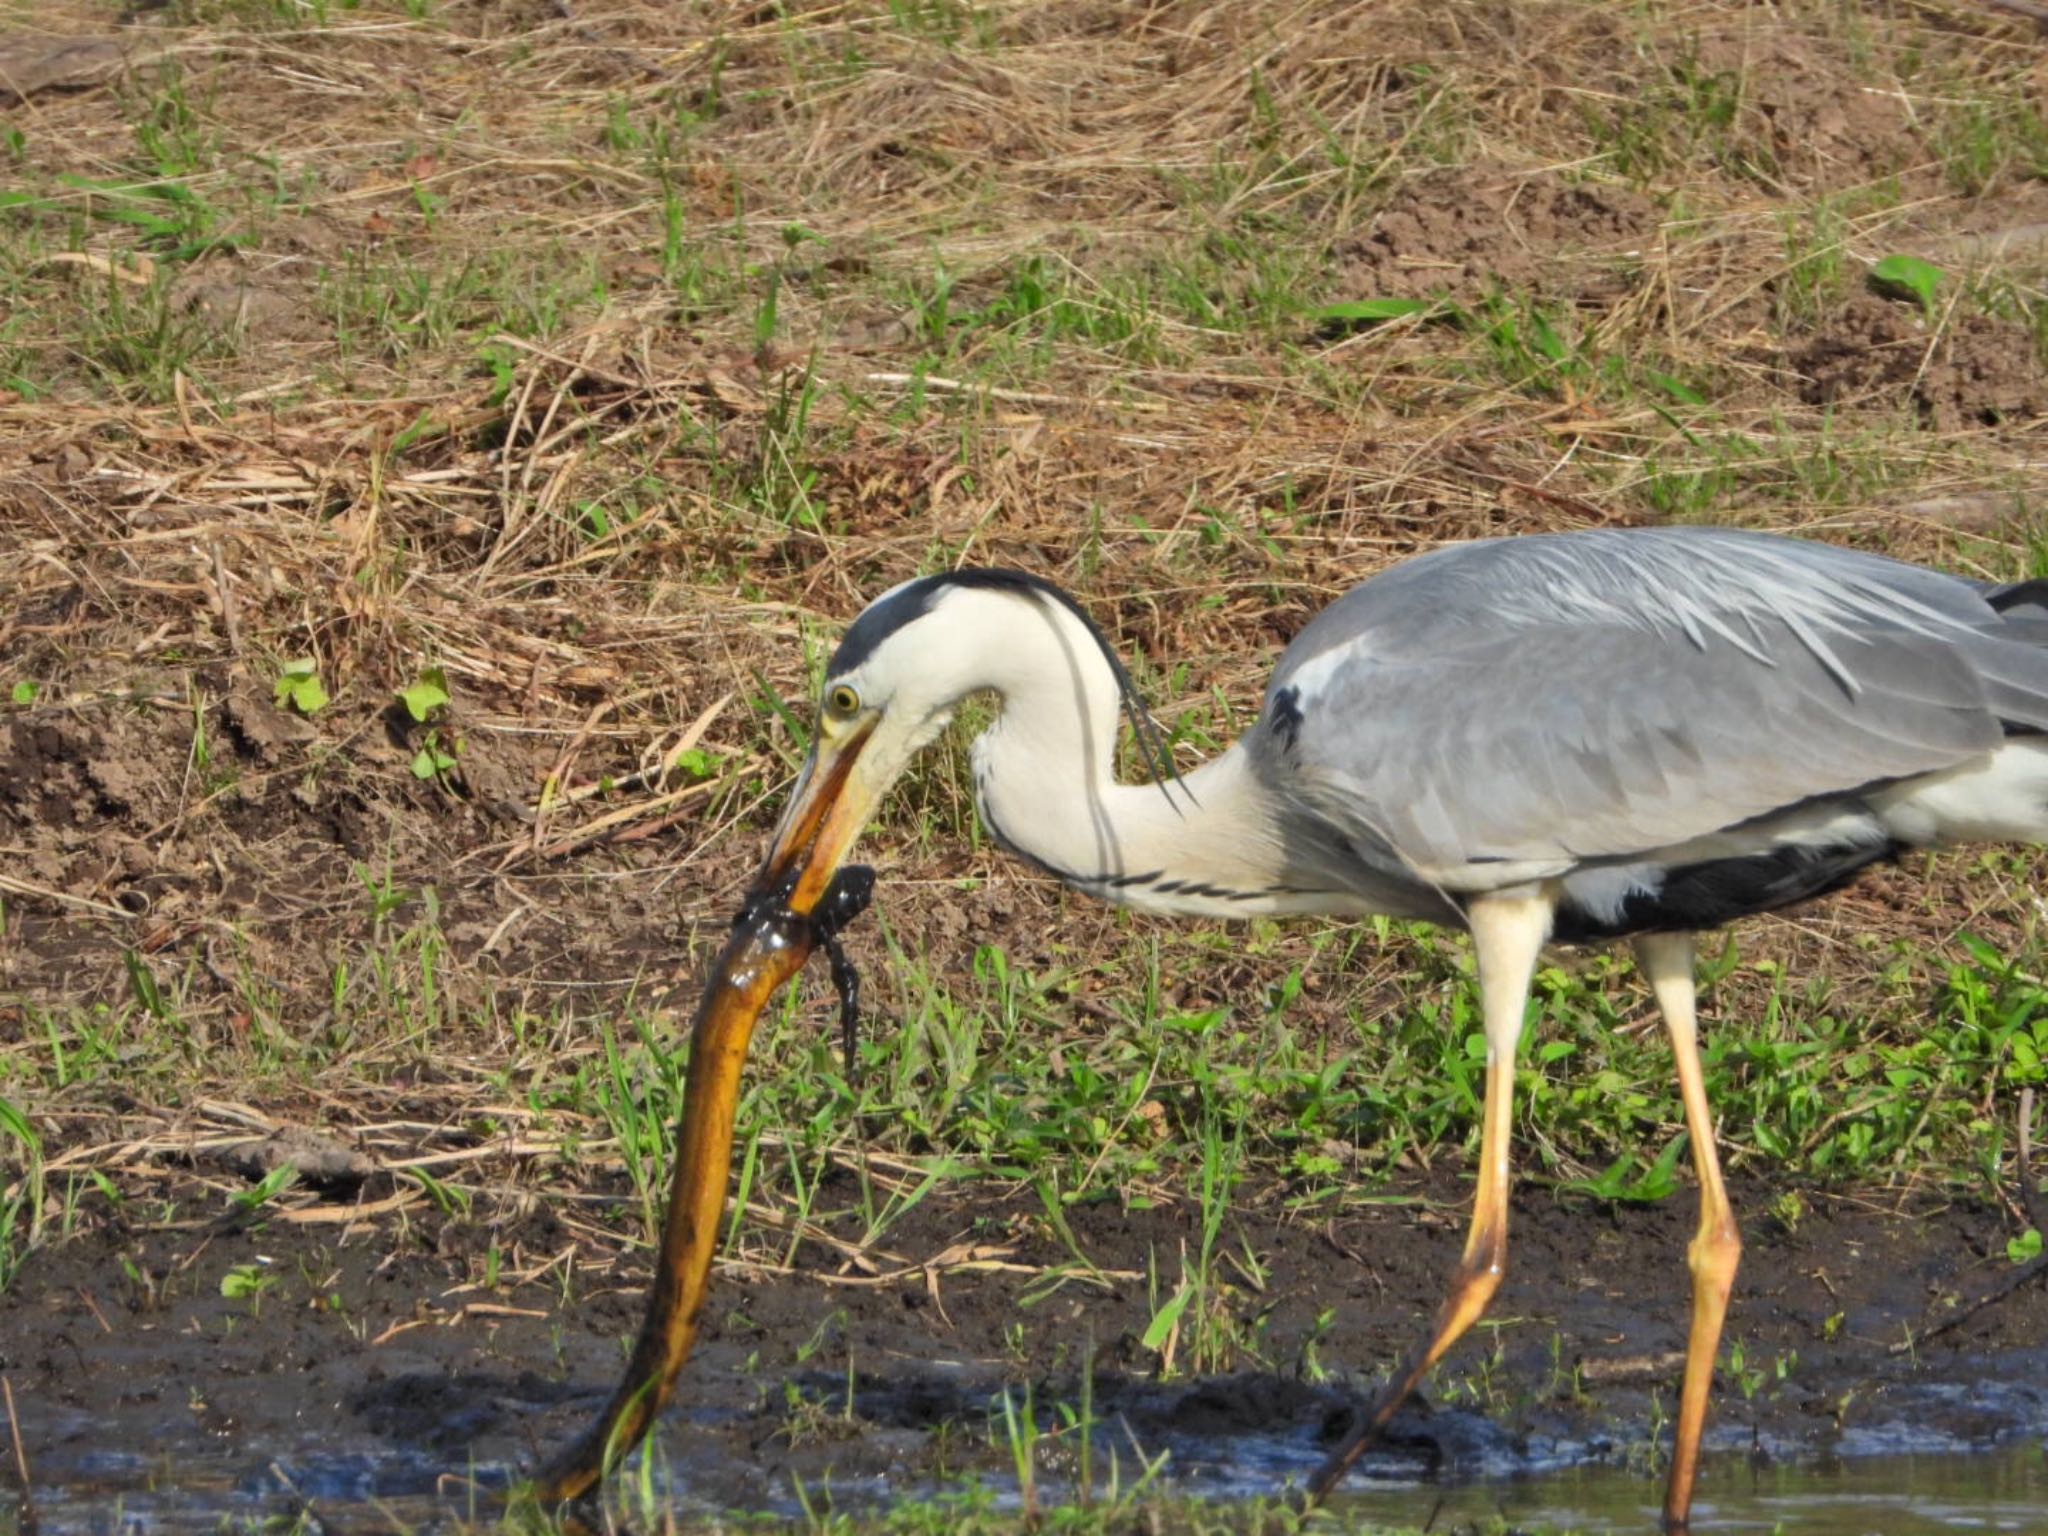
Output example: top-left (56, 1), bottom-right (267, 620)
top-left (1334, 167), bottom-right (1662, 302)
top-left (1793, 295), bottom-right (2048, 431)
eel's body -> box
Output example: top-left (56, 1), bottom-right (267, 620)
top-left (533, 867), bottom-right (874, 1505)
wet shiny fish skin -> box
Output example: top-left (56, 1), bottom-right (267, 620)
top-left (532, 866), bottom-right (876, 1508)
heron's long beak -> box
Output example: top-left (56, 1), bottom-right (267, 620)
top-left (756, 716), bottom-right (881, 914)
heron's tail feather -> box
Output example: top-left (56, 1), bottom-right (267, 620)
top-left (1872, 739), bottom-right (2048, 847)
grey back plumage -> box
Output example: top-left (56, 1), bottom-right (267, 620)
top-left (1260, 528), bottom-right (2048, 877)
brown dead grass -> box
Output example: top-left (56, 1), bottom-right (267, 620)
top-left (3, 0), bottom-right (2048, 1214)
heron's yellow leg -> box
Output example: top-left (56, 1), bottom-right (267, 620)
top-left (1306, 891), bottom-right (1551, 1504)
top-left (1636, 932), bottom-right (1741, 1536)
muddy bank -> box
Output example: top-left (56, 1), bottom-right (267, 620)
top-left (3, 1170), bottom-right (2043, 1527)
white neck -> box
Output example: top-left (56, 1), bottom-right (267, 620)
top-left (958, 591), bottom-right (1312, 918)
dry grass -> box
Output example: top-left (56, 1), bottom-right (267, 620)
top-left (3, 0), bottom-right (2048, 1248)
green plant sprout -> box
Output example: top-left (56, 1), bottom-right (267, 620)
top-left (398, 667), bottom-right (459, 780)
top-left (273, 658), bottom-right (329, 714)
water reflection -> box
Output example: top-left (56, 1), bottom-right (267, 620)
top-left (1325, 1445), bottom-right (2048, 1536)
top-left (1, 1439), bottom-right (2040, 1533)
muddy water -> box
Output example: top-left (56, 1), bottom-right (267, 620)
top-left (7, 1177), bottom-right (2046, 1533)
top-left (1329, 1445), bottom-right (2048, 1534)
top-left (3, 1429), bottom-right (2042, 1534)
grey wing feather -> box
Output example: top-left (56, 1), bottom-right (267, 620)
top-left (1266, 528), bottom-right (2048, 882)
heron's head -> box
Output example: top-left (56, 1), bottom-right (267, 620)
top-left (755, 569), bottom-right (1163, 912)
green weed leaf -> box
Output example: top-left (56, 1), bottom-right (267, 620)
top-left (220, 1261), bottom-right (276, 1298)
top-left (273, 659), bottom-right (328, 715)
top-left (232, 1165), bottom-right (297, 1213)
top-left (0, 1095), bottom-right (40, 1155)
top-left (9, 680), bottom-right (37, 705)
top-left (478, 344), bottom-right (516, 408)
top-left (390, 411), bottom-right (444, 455)
top-left (2011, 1227), bottom-right (2043, 1265)
top-left (1527, 310), bottom-right (1568, 362)
top-left (1141, 1283), bottom-right (1195, 1352)
top-left (1312, 297), bottom-right (1435, 332)
top-left (404, 1166), bottom-right (472, 1218)
top-left (398, 668), bottom-right (450, 723)
top-left (411, 744), bottom-right (457, 780)
top-left (123, 950), bottom-right (168, 1020)
top-left (1567, 1135), bottom-right (1685, 1204)
top-left (1868, 254), bottom-right (1945, 315)
top-left (1648, 372), bottom-right (1708, 407)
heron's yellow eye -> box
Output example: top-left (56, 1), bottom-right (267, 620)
top-left (827, 684), bottom-right (861, 719)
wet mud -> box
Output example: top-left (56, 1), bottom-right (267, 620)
top-left (4, 1169), bottom-right (2044, 1529)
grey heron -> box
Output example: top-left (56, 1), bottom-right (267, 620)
top-left (740, 526), bottom-right (2048, 1530)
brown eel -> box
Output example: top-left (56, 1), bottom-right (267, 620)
top-left (530, 864), bottom-right (875, 1506)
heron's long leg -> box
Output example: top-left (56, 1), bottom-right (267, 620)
top-left (1306, 890), bottom-right (1551, 1504)
top-left (1636, 931), bottom-right (1741, 1535)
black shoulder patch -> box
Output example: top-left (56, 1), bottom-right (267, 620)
top-left (1987, 578), bottom-right (2048, 618)
top-left (1552, 837), bottom-right (1901, 944)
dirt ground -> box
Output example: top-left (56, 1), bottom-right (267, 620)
top-left (6, 0), bottom-right (2048, 1526)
